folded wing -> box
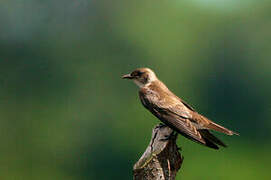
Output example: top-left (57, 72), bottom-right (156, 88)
top-left (139, 90), bottom-right (208, 146)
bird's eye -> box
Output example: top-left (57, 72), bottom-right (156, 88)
top-left (137, 71), bottom-right (143, 76)
top-left (132, 71), bottom-right (143, 77)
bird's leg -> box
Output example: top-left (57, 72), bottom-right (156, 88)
top-left (159, 131), bottom-right (175, 141)
top-left (157, 123), bottom-right (167, 128)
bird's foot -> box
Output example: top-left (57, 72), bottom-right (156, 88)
top-left (159, 131), bottom-right (175, 141)
top-left (157, 123), bottom-right (167, 129)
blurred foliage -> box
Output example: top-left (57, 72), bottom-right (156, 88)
top-left (0, 0), bottom-right (271, 179)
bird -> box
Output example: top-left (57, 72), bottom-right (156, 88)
top-left (122, 67), bottom-right (239, 149)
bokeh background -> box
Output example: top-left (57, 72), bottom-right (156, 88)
top-left (1, 0), bottom-right (271, 179)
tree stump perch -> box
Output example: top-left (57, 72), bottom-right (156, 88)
top-left (133, 124), bottom-right (183, 180)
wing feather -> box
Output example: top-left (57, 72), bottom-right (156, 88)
top-left (139, 90), bottom-right (206, 145)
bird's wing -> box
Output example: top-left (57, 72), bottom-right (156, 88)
top-left (139, 90), bottom-right (206, 145)
top-left (177, 97), bottom-right (195, 111)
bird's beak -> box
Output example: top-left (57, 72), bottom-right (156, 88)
top-left (122, 74), bottom-right (133, 79)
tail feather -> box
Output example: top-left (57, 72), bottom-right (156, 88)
top-left (207, 122), bottom-right (239, 136)
top-left (203, 137), bottom-right (219, 150)
top-left (199, 129), bottom-right (227, 147)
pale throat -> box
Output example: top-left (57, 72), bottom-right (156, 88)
top-left (133, 79), bottom-right (146, 88)
top-left (133, 73), bottom-right (157, 88)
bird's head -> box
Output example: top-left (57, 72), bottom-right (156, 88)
top-left (122, 68), bottom-right (157, 88)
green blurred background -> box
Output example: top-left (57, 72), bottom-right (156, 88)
top-left (1, 0), bottom-right (271, 179)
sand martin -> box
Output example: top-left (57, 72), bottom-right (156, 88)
top-left (122, 68), bottom-right (238, 149)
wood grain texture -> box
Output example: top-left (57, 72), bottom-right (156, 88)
top-left (133, 124), bottom-right (183, 180)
